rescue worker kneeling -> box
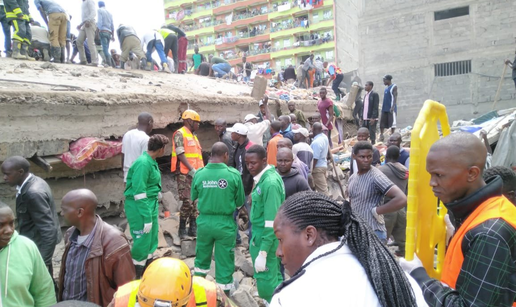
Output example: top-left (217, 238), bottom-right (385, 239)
top-left (109, 257), bottom-right (238, 307)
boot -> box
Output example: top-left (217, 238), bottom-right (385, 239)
top-left (21, 43), bottom-right (35, 61)
top-left (11, 42), bottom-right (25, 60)
top-left (135, 264), bottom-right (145, 279)
top-left (188, 218), bottom-right (197, 237)
top-left (179, 218), bottom-right (187, 239)
top-left (162, 62), bottom-right (171, 74)
top-left (146, 61), bottom-right (152, 71)
top-left (42, 49), bottom-right (50, 61)
top-left (60, 47), bottom-right (65, 64)
top-left (51, 46), bottom-right (61, 63)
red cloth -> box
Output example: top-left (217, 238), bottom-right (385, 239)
top-left (178, 36), bottom-right (188, 73)
top-left (60, 138), bottom-right (122, 170)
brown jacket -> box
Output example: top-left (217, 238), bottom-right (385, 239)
top-left (58, 215), bottom-right (135, 307)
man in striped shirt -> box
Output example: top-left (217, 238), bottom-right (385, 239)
top-left (347, 141), bottom-right (407, 243)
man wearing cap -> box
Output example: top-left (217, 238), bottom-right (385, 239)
top-left (228, 123), bottom-right (254, 240)
top-left (380, 75), bottom-right (398, 141)
top-left (171, 110), bottom-right (204, 239)
top-left (245, 98), bottom-right (272, 148)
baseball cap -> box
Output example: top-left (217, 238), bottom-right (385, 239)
top-left (292, 128), bottom-right (309, 137)
top-left (244, 114), bottom-right (259, 123)
top-left (383, 74), bottom-right (393, 80)
top-left (227, 123), bottom-right (248, 136)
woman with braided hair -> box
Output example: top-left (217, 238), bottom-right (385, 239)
top-left (270, 191), bottom-right (427, 306)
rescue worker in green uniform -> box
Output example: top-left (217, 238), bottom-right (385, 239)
top-left (124, 134), bottom-right (169, 278)
top-left (191, 142), bottom-right (245, 295)
top-left (244, 144), bottom-right (285, 303)
top-left (4, 0), bottom-right (35, 60)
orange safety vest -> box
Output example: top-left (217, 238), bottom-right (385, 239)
top-left (326, 64), bottom-right (342, 79)
top-left (114, 277), bottom-right (217, 307)
top-left (171, 126), bottom-right (204, 174)
top-left (441, 195), bottom-right (516, 306)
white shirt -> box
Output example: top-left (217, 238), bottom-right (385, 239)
top-left (121, 129), bottom-right (149, 181)
top-left (141, 31), bottom-right (164, 52)
top-left (81, 0), bottom-right (96, 23)
top-left (30, 26), bottom-right (50, 44)
top-left (16, 173), bottom-right (33, 197)
top-left (245, 120), bottom-right (270, 146)
top-left (270, 241), bottom-right (428, 307)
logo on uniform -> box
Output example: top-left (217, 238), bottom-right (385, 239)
top-left (218, 179), bottom-right (228, 189)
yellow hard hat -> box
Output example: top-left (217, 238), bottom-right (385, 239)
top-left (181, 110), bottom-right (201, 122)
top-left (137, 258), bottom-right (193, 307)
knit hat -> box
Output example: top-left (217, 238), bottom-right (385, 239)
top-left (98, 1), bottom-right (105, 7)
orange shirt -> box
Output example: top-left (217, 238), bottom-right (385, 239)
top-left (267, 133), bottom-right (284, 166)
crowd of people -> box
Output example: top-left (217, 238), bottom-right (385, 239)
top-left (2, 76), bottom-right (516, 306)
top-left (0, 0), bottom-right (190, 72)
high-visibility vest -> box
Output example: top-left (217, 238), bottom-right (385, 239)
top-left (326, 64), bottom-right (342, 79)
top-left (441, 195), bottom-right (516, 306)
top-left (171, 126), bottom-right (204, 174)
top-left (114, 277), bottom-right (217, 307)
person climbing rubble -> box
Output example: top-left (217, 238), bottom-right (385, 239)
top-left (141, 30), bottom-right (171, 73)
top-left (171, 110), bottom-right (204, 239)
top-left (191, 142), bottom-right (245, 295)
top-left (108, 257), bottom-right (238, 307)
top-left (124, 134), bottom-right (169, 278)
top-left (116, 24), bottom-right (146, 69)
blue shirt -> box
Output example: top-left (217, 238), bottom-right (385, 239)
top-left (97, 7), bottom-right (114, 33)
top-left (311, 133), bottom-right (329, 168)
top-left (34, 0), bottom-right (65, 14)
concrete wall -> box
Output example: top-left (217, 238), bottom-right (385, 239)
top-left (357, 0), bottom-right (516, 127)
top-left (335, 0), bottom-right (362, 72)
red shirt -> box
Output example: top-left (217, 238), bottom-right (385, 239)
top-left (317, 98), bottom-right (334, 130)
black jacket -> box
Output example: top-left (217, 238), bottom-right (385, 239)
top-left (229, 139), bottom-right (254, 195)
top-left (117, 25), bottom-right (139, 47)
top-left (16, 175), bottom-right (62, 266)
top-left (360, 90), bottom-right (379, 120)
top-left (166, 24), bottom-right (186, 38)
top-left (279, 167), bottom-right (310, 199)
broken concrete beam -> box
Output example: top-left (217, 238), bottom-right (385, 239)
top-left (0, 140), bottom-right (69, 162)
top-left (181, 239), bottom-right (196, 257)
top-left (231, 285), bottom-right (260, 307)
top-left (251, 76), bottom-right (267, 101)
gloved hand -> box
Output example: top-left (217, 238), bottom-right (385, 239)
top-left (143, 222), bottom-right (152, 234)
top-left (29, 18), bottom-right (34, 24)
top-left (254, 251), bottom-right (267, 273)
top-left (371, 207), bottom-right (385, 224)
top-left (399, 253), bottom-right (423, 274)
top-left (444, 214), bottom-right (455, 245)
top-left (187, 168), bottom-right (196, 177)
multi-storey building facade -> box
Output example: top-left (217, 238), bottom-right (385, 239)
top-left (163, 0), bottom-right (337, 71)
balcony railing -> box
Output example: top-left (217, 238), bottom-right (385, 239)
top-left (215, 36), bottom-right (239, 45)
top-left (270, 21), bottom-right (307, 33)
top-left (248, 48), bottom-right (271, 56)
top-left (271, 35), bottom-right (333, 52)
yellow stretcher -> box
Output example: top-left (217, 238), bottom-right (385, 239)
top-left (405, 100), bottom-right (451, 279)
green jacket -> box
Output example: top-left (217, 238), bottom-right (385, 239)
top-left (124, 152), bottom-right (162, 223)
top-left (250, 166), bottom-right (285, 253)
top-left (0, 231), bottom-right (56, 307)
top-left (191, 163), bottom-right (244, 216)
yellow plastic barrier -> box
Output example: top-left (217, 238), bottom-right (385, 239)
top-left (405, 100), bottom-right (451, 279)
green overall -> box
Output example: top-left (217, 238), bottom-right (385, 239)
top-left (124, 152), bottom-right (161, 263)
top-left (191, 163), bottom-right (245, 290)
top-left (250, 166), bottom-right (285, 302)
